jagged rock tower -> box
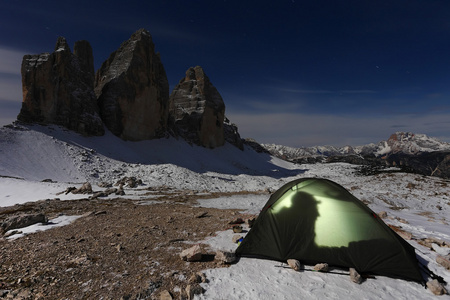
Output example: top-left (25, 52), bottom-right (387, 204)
top-left (169, 66), bottom-right (226, 148)
top-left (17, 37), bottom-right (104, 136)
top-left (95, 29), bottom-right (169, 141)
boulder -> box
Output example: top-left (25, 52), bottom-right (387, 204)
top-left (185, 284), bottom-right (204, 300)
top-left (436, 255), bottom-right (450, 270)
top-left (313, 263), bottom-right (329, 272)
top-left (159, 290), bottom-right (172, 300)
top-left (180, 245), bottom-right (203, 262)
top-left (349, 268), bottom-right (362, 284)
top-left (426, 279), bottom-right (448, 295)
top-left (287, 259), bottom-right (301, 271)
top-left (215, 250), bottom-right (237, 264)
top-left (18, 37), bottom-right (104, 136)
top-left (95, 28), bottom-right (169, 141)
top-left (72, 182), bottom-right (93, 194)
top-left (169, 66), bottom-right (226, 148)
top-left (1, 213), bottom-right (47, 233)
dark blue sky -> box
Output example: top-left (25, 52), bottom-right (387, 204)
top-left (1, 0), bottom-right (450, 147)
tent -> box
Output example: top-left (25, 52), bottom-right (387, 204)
top-left (235, 178), bottom-right (424, 282)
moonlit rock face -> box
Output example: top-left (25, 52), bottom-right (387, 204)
top-left (169, 66), bottom-right (226, 148)
top-left (18, 37), bottom-right (104, 136)
top-left (95, 28), bottom-right (169, 141)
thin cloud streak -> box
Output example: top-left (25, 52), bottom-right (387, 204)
top-left (0, 47), bottom-right (27, 75)
top-left (228, 112), bottom-right (450, 147)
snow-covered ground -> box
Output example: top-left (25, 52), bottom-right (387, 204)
top-left (0, 124), bottom-right (449, 298)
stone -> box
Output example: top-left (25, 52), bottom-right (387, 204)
top-left (188, 272), bottom-right (207, 284)
top-left (377, 211), bottom-right (388, 218)
top-left (349, 268), bottom-right (362, 284)
top-left (185, 284), bottom-right (204, 300)
top-left (95, 28), bottom-right (169, 141)
top-left (432, 244), bottom-right (450, 256)
top-left (313, 263), bottom-right (329, 272)
top-left (195, 211), bottom-right (208, 218)
top-left (228, 218), bottom-right (244, 225)
top-left (232, 225), bottom-right (243, 233)
top-left (72, 182), bottom-right (93, 194)
top-left (180, 245), bottom-right (203, 262)
top-left (426, 279), bottom-right (447, 295)
top-left (18, 37), bottom-right (104, 136)
top-left (224, 117), bottom-right (244, 150)
top-left (232, 235), bottom-right (243, 243)
top-left (169, 66), bottom-right (226, 148)
top-left (246, 217), bottom-right (256, 228)
top-left (287, 259), bottom-right (301, 271)
top-left (215, 250), bottom-right (237, 264)
top-left (1, 213), bottom-right (47, 233)
top-left (436, 255), bottom-right (450, 270)
top-left (159, 290), bottom-right (172, 300)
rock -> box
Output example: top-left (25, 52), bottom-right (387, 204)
top-left (180, 245), bottom-right (203, 262)
top-left (18, 37), bottom-right (104, 136)
top-left (432, 244), bottom-right (450, 256)
top-left (72, 182), bottom-right (93, 194)
top-left (426, 279), bottom-right (448, 295)
top-left (169, 66), bottom-right (226, 148)
top-left (97, 182), bottom-right (112, 188)
top-left (115, 177), bottom-right (142, 188)
top-left (313, 263), bottom-right (329, 272)
top-left (228, 218), bottom-right (244, 225)
top-left (349, 268), bottom-right (362, 284)
top-left (232, 225), bottom-right (243, 233)
top-left (378, 211), bottom-right (388, 218)
top-left (287, 259), bottom-right (301, 271)
top-left (215, 250), bottom-right (237, 264)
top-left (224, 117), bottom-right (244, 150)
top-left (1, 213), bottom-right (47, 233)
top-left (185, 284), bottom-right (204, 300)
top-left (95, 28), bottom-right (169, 141)
top-left (195, 211), bottom-right (208, 218)
top-left (232, 235), bottom-right (243, 243)
top-left (436, 255), bottom-right (450, 270)
top-left (4, 230), bottom-right (23, 237)
top-left (159, 290), bottom-right (172, 300)
top-left (188, 272), bottom-right (207, 284)
top-left (246, 217), bottom-right (256, 228)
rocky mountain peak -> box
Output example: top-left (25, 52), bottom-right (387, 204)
top-left (380, 132), bottom-right (450, 155)
top-left (169, 66), bottom-right (226, 148)
top-left (54, 36), bottom-right (70, 52)
top-left (95, 28), bottom-right (169, 141)
top-left (17, 36), bottom-right (104, 136)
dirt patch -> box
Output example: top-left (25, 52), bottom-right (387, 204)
top-left (0, 193), bottom-right (250, 299)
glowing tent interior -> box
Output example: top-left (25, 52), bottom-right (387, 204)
top-left (235, 178), bottom-right (424, 282)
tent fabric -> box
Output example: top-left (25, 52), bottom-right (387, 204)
top-left (235, 178), bottom-right (424, 282)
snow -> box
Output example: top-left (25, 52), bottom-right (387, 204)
top-left (0, 124), bottom-right (449, 298)
top-left (5, 215), bottom-right (82, 240)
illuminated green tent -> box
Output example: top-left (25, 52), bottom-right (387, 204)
top-left (236, 178), bottom-right (424, 282)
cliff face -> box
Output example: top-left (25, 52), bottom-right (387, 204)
top-left (95, 29), bottom-right (169, 141)
top-left (17, 29), bottom-right (243, 149)
top-left (18, 37), bottom-right (104, 136)
top-left (169, 66), bottom-right (225, 148)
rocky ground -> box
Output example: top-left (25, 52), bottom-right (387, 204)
top-left (0, 189), bottom-right (260, 299)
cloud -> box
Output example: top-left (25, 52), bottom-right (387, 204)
top-left (271, 87), bottom-right (377, 95)
top-left (227, 112), bottom-right (450, 147)
top-left (0, 47), bottom-right (27, 75)
top-left (0, 74), bottom-right (22, 101)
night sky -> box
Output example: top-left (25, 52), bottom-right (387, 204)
top-left (1, 0), bottom-right (450, 147)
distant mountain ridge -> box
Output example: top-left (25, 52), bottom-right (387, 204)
top-left (261, 132), bottom-right (450, 179)
top-left (262, 132), bottom-right (450, 161)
